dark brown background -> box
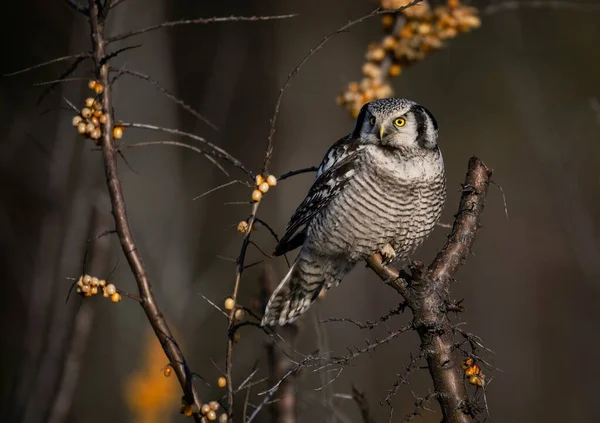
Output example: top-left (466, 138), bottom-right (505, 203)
top-left (2, 1), bottom-right (600, 422)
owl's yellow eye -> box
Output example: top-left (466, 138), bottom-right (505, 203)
top-left (394, 118), bottom-right (406, 127)
top-left (369, 116), bottom-right (376, 126)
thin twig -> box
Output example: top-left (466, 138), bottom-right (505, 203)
top-left (278, 166), bottom-right (318, 181)
top-left (110, 68), bottom-right (217, 130)
top-left (120, 123), bottom-right (253, 177)
top-left (3, 53), bottom-right (91, 77)
top-left (260, 0), bottom-right (423, 174)
top-left (87, 2), bottom-right (203, 420)
top-left (225, 201), bottom-right (260, 419)
top-left (107, 14), bottom-right (298, 44)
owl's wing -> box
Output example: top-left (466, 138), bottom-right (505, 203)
top-left (273, 135), bottom-right (363, 256)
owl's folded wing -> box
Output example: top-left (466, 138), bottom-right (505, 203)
top-left (273, 135), bottom-right (363, 256)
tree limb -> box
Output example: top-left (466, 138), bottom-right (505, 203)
top-left (87, 2), bottom-right (203, 420)
top-left (366, 156), bottom-right (492, 423)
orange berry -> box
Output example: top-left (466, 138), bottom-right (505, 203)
top-left (207, 410), bottom-right (217, 421)
top-left (113, 126), bottom-right (124, 140)
top-left (389, 64), bottom-right (402, 77)
top-left (163, 365), bottom-right (173, 377)
top-left (99, 114), bottom-right (108, 125)
top-left (90, 128), bottom-right (101, 140)
top-left (77, 123), bottom-right (87, 134)
top-left (72, 115), bottom-right (83, 126)
top-left (237, 221), bottom-right (249, 233)
top-left (255, 174), bottom-right (264, 186)
top-left (217, 377), bottom-right (227, 388)
top-left (94, 83), bottom-right (104, 94)
top-left (110, 292), bottom-right (122, 303)
top-left (85, 97), bottom-right (95, 108)
top-left (88, 80), bottom-right (97, 90)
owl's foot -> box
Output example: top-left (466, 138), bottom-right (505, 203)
top-left (379, 243), bottom-right (396, 265)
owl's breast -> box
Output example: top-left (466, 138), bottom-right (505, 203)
top-left (307, 148), bottom-right (445, 260)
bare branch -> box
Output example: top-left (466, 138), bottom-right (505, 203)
top-left (120, 123), bottom-right (253, 177)
top-left (107, 14), bottom-right (298, 44)
top-left (87, 2), bottom-right (204, 420)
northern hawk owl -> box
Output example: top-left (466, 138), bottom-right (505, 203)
top-left (262, 98), bottom-right (446, 326)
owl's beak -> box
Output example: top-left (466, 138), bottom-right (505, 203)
top-left (379, 126), bottom-right (385, 140)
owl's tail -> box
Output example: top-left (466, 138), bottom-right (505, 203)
top-left (261, 251), bottom-right (353, 326)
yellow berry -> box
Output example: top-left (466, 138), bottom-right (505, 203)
top-left (219, 414), bottom-right (228, 423)
top-left (237, 221), bottom-right (249, 233)
top-left (258, 182), bottom-right (269, 194)
top-left (77, 122), bottom-right (87, 134)
top-left (113, 126), bottom-right (124, 140)
top-left (83, 275), bottom-right (92, 285)
top-left (209, 401), bottom-right (220, 411)
top-left (99, 114), bottom-right (108, 125)
top-left (266, 174), bottom-right (277, 187)
top-left (163, 365), bottom-right (173, 377)
top-left (81, 107), bottom-right (92, 118)
top-left (94, 83), bottom-right (104, 94)
top-left (105, 284), bottom-right (116, 295)
top-left (224, 298), bottom-right (235, 311)
top-left (81, 284), bottom-right (90, 293)
top-left (99, 279), bottom-right (106, 287)
top-left (217, 377), bottom-right (227, 388)
top-left (85, 97), bottom-right (95, 108)
top-left (255, 174), bottom-right (264, 186)
top-left (110, 292), bottom-right (122, 303)
top-left (468, 375), bottom-right (484, 387)
top-left (382, 35), bottom-right (397, 50)
top-left (88, 80), bottom-right (97, 89)
top-left (90, 116), bottom-right (99, 127)
top-left (72, 115), bottom-right (83, 126)
top-left (201, 403), bottom-right (211, 415)
top-left (90, 277), bottom-right (99, 286)
top-left (207, 410), bottom-right (217, 421)
top-left (234, 309), bottom-right (245, 321)
top-left (251, 190), bottom-right (262, 202)
top-left (90, 129), bottom-right (101, 140)
top-left (91, 286), bottom-right (98, 295)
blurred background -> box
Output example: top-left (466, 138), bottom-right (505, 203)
top-left (1, 1), bottom-right (600, 422)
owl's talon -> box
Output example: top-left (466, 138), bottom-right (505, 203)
top-left (380, 244), bottom-right (396, 265)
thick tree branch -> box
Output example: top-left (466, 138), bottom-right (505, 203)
top-left (367, 156), bottom-right (491, 423)
top-left (87, 2), bottom-right (203, 420)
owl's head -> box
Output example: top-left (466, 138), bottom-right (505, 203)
top-left (352, 98), bottom-right (438, 152)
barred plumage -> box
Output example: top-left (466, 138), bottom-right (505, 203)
top-left (262, 98), bottom-right (446, 326)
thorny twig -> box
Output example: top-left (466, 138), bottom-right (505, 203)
top-left (366, 157), bottom-right (492, 423)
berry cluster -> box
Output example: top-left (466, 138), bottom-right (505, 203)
top-left (460, 357), bottom-right (485, 387)
top-left (72, 80), bottom-right (124, 145)
top-left (250, 174), bottom-right (277, 203)
top-left (75, 274), bottom-right (122, 303)
top-left (181, 400), bottom-right (226, 422)
top-left (224, 297), bottom-right (243, 342)
top-left (337, 0), bottom-right (481, 117)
